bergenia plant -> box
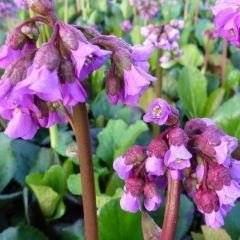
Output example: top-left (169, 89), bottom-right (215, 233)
top-left (113, 98), bottom-right (240, 238)
top-left (0, 0), bottom-right (155, 239)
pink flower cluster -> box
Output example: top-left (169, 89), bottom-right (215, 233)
top-left (113, 98), bottom-right (240, 228)
top-left (0, 0), bottom-right (155, 140)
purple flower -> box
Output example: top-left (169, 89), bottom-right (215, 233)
top-left (120, 191), bottom-right (141, 213)
top-left (121, 20), bottom-right (133, 33)
top-left (120, 177), bottom-right (144, 213)
top-left (216, 181), bottom-right (240, 205)
top-left (14, 0), bottom-right (27, 9)
top-left (230, 159), bottom-right (240, 183)
top-left (59, 60), bottom-right (87, 106)
top-left (14, 43), bottom-right (62, 102)
top-left (144, 182), bottom-right (162, 211)
top-left (145, 156), bottom-right (164, 176)
top-left (4, 108), bottom-right (38, 140)
top-left (119, 64), bottom-right (155, 105)
top-left (113, 156), bottom-right (134, 180)
top-left (204, 209), bottom-right (224, 228)
top-left (212, 0), bottom-right (240, 46)
top-left (58, 22), bottom-right (111, 81)
top-left (143, 98), bottom-right (171, 125)
top-left (164, 145), bottom-right (192, 170)
top-left (138, 0), bottom-right (159, 20)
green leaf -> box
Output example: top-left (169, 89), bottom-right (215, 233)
top-left (42, 165), bottom-right (65, 195)
top-left (224, 202), bottom-right (240, 240)
top-left (201, 225), bottom-right (231, 240)
top-left (96, 120), bottom-right (148, 166)
top-left (212, 94), bottom-right (240, 139)
top-left (98, 199), bottom-right (143, 240)
top-left (142, 212), bottom-right (161, 240)
top-left (203, 88), bottom-right (225, 117)
top-left (0, 133), bottom-right (16, 192)
top-left (179, 44), bottom-right (204, 67)
top-left (178, 67), bottom-right (207, 118)
top-left (191, 232), bottom-right (205, 240)
top-left (130, 25), bottom-right (143, 45)
top-left (28, 184), bottom-right (61, 218)
top-left (67, 173), bottom-right (101, 196)
top-left (0, 226), bottom-right (48, 240)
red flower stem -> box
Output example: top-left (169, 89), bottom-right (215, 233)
top-left (161, 172), bottom-right (181, 240)
top-left (221, 39), bottom-right (228, 87)
top-left (72, 103), bottom-right (98, 240)
top-left (194, 0), bottom-right (200, 26)
top-left (202, 37), bottom-right (210, 74)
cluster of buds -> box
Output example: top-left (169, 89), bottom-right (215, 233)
top-left (203, 28), bottom-right (218, 42)
top-left (212, 0), bottom-right (240, 47)
top-left (113, 98), bottom-right (240, 228)
top-left (0, 0), bottom-right (155, 140)
top-left (129, 0), bottom-right (159, 20)
top-left (141, 19), bottom-right (184, 65)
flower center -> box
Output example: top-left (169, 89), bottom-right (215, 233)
top-left (175, 159), bottom-right (182, 164)
top-left (152, 105), bottom-right (162, 118)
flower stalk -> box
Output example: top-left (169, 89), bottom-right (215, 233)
top-left (194, 0), bottom-right (200, 26)
top-left (72, 103), bottom-right (98, 240)
top-left (221, 39), bottom-right (228, 87)
top-left (161, 172), bottom-right (181, 240)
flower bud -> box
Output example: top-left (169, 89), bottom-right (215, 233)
top-left (25, 0), bottom-right (54, 16)
top-left (194, 188), bottom-right (220, 214)
top-left (7, 28), bottom-right (28, 50)
top-left (112, 48), bottom-right (132, 76)
top-left (4, 50), bottom-right (36, 85)
top-left (184, 119), bottom-right (208, 137)
top-left (126, 177), bottom-right (144, 196)
top-left (124, 145), bottom-right (145, 165)
top-left (34, 43), bottom-right (60, 71)
top-left (208, 164), bottom-right (231, 190)
top-left (144, 182), bottom-right (161, 211)
top-left (58, 59), bottom-right (75, 83)
top-left (167, 127), bottom-right (189, 146)
top-left (106, 69), bottom-right (122, 105)
top-left (184, 175), bottom-right (198, 197)
top-left (21, 24), bottom-right (39, 41)
top-left (147, 138), bottom-right (168, 159)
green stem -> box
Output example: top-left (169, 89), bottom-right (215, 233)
top-left (64, 0), bottom-right (69, 23)
top-left (81, 0), bottom-right (87, 20)
top-left (49, 125), bottom-right (58, 150)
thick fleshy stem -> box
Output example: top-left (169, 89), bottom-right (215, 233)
top-left (72, 103), bottom-right (98, 240)
top-left (202, 37), bottom-right (210, 74)
top-left (221, 39), bottom-right (228, 87)
top-left (152, 49), bottom-right (163, 137)
top-left (49, 125), bottom-right (58, 149)
top-left (194, 0), bottom-right (200, 26)
top-left (161, 172), bottom-right (181, 240)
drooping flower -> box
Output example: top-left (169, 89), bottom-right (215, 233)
top-left (58, 22), bottom-right (111, 81)
top-left (144, 182), bottom-right (162, 211)
top-left (212, 0), bottom-right (240, 46)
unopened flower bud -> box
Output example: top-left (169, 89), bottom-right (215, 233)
top-left (167, 127), bottom-right (189, 146)
top-left (126, 177), bottom-right (144, 196)
top-left (8, 28), bottom-right (27, 50)
top-left (25, 0), bottom-right (54, 16)
top-left (144, 182), bottom-right (161, 211)
top-left (106, 69), bottom-right (122, 105)
top-left (194, 188), bottom-right (220, 214)
top-left (208, 164), bottom-right (231, 190)
top-left (112, 48), bottom-right (132, 76)
top-left (58, 60), bottom-right (75, 83)
top-left (124, 145), bottom-right (145, 165)
top-left (21, 24), bottom-right (39, 41)
top-left (147, 138), bottom-right (168, 159)
top-left (34, 43), bottom-right (60, 71)
top-left (184, 119), bottom-right (208, 137)
top-left (184, 175), bottom-right (198, 197)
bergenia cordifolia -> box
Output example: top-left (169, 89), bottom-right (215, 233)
top-left (113, 98), bottom-right (240, 228)
top-left (141, 19), bottom-right (184, 65)
top-left (0, 0), bottom-right (155, 140)
top-left (212, 0), bottom-right (240, 46)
